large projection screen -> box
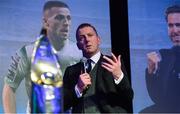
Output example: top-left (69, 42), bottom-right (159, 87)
top-left (128, 0), bottom-right (179, 113)
top-left (0, 0), bottom-right (111, 113)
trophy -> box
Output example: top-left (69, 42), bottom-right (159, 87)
top-left (30, 35), bottom-right (63, 113)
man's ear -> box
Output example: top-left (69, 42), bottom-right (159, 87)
top-left (97, 36), bottom-right (101, 45)
top-left (77, 42), bottom-right (82, 50)
top-left (43, 17), bottom-right (49, 30)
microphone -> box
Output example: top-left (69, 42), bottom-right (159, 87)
top-left (80, 57), bottom-right (90, 91)
top-left (80, 57), bottom-right (87, 73)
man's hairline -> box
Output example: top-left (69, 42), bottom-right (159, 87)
top-left (166, 12), bottom-right (180, 22)
top-left (43, 7), bottom-right (70, 19)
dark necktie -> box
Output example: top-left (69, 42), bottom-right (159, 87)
top-left (86, 59), bottom-right (92, 73)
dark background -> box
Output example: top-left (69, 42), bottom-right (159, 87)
top-left (110, 0), bottom-right (133, 112)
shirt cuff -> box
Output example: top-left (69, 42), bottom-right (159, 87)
top-left (75, 84), bottom-right (83, 98)
top-left (114, 72), bottom-right (124, 84)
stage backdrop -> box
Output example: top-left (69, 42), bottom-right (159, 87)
top-left (0, 0), bottom-right (111, 113)
top-left (128, 0), bottom-right (179, 113)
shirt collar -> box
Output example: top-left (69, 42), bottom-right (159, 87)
top-left (89, 51), bottom-right (101, 64)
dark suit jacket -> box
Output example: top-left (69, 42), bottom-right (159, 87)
top-left (144, 47), bottom-right (180, 113)
top-left (63, 55), bottom-right (133, 113)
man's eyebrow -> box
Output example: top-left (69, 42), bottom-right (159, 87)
top-left (168, 23), bottom-right (180, 26)
top-left (54, 14), bottom-right (71, 20)
top-left (175, 23), bottom-right (180, 26)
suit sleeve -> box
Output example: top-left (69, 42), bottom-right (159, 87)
top-left (63, 66), bottom-right (80, 111)
top-left (145, 49), bottom-right (169, 104)
top-left (116, 58), bottom-right (133, 98)
top-left (145, 67), bottom-right (167, 104)
top-left (115, 58), bottom-right (134, 113)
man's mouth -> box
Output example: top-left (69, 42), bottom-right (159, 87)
top-left (85, 45), bottom-right (92, 49)
top-left (61, 29), bottom-right (68, 32)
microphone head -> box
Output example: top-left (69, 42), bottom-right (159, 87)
top-left (80, 57), bottom-right (87, 73)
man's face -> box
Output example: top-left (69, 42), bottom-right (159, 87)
top-left (167, 13), bottom-right (180, 46)
top-left (44, 7), bottom-right (71, 42)
top-left (77, 26), bottom-right (100, 57)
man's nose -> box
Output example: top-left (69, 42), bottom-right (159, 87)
top-left (84, 36), bottom-right (90, 42)
top-left (64, 18), bottom-right (69, 25)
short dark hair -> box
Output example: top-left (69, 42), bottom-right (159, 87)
top-left (76, 23), bottom-right (99, 40)
top-left (165, 4), bottom-right (180, 21)
top-left (41, 1), bottom-right (69, 36)
top-left (43, 0), bottom-right (69, 12)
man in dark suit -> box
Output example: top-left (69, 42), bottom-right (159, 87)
top-left (141, 5), bottom-right (180, 113)
top-left (63, 23), bottom-right (133, 113)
